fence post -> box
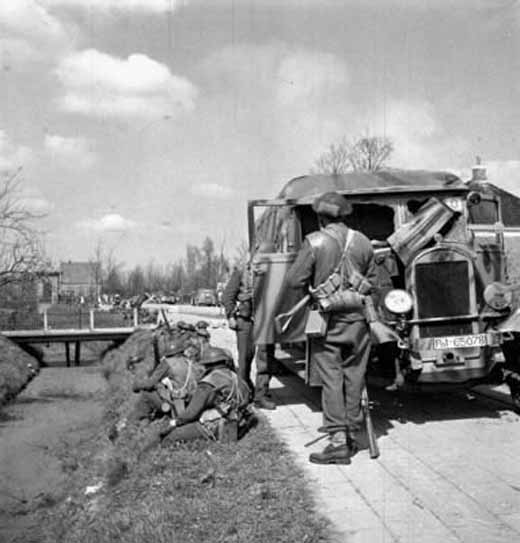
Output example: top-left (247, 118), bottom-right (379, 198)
top-left (133, 307), bottom-right (138, 327)
top-left (89, 309), bottom-right (94, 330)
top-left (43, 309), bottom-right (48, 331)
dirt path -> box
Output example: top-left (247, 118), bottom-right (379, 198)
top-left (0, 366), bottom-right (107, 542)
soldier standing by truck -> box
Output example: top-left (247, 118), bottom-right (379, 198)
top-left (285, 191), bottom-right (377, 464)
top-left (223, 251), bottom-right (277, 410)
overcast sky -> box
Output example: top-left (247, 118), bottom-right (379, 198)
top-left (1, 0), bottom-right (519, 268)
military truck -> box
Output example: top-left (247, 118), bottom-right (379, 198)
top-left (248, 169), bottom-right (520, 404)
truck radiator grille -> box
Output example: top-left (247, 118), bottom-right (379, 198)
top-left (415, 260), bottom-right (472, 338)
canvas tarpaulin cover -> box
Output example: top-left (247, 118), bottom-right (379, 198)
top-left (253, 170), bottom-right (464, 250)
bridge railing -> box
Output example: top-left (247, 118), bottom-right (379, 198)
top-left (0, 306), bottom-right (140, 331)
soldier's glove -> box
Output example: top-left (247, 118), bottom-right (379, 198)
top-left (228, 317), bottom-right (238, 331)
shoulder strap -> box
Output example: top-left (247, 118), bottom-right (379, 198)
top-left (334, 227), bottom-right (355, 274)
top-left (308, 227), bottom-right (354, 274)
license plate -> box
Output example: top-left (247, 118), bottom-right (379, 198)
top-left (432, 333), bottom-right (488, 350)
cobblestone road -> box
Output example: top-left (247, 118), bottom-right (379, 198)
top-left (175, 307), bottom-right (520, 543)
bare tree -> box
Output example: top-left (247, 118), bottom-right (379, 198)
top-left (311, 138), bottom-right (351, 175)
top-left (312, 135), bottom-right (394, 174)
top-left (233, 239), bottom-right (250, 268)
top-left (348, 136), bottom-right (394, 172)
top-left (0, 170), bottom-right (44, 289)
top-left (216, 236), bottom-right (229, 284)
top-left (89, 239), bottom-right (104, 302)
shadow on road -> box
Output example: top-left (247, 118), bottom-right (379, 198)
top-left (270, 351), bottom-right (514, 449)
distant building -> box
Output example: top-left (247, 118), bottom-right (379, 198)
top-left (35, 270), bottom-right (60, 304)
top-left (59, 261), bottom-right (101, 302)
top-left (466, 162), bottom-right (520, 282)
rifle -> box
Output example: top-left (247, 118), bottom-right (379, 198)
top-left (149, 332), bottom-right (163, 377)
top-left (160, 308), bottom-right (172, 331)
top-left (361, 386), bottom-right (379, 459)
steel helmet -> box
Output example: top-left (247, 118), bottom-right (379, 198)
top-left (196, 328), bottom-right (211, 339)
top-left (199, 346), bottom-right (233, 367)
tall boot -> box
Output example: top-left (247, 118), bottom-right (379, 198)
top-left (309, 430), bottom-right (351, 465)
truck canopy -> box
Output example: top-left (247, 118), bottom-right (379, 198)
top-left (278, 170), bottom-right (464, 200)
top-left (251, 169), bottom-right (466, 251)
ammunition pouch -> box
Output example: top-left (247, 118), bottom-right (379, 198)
top-left (309, 227), bottom-right (373, 314)
top-left (310, 269), bottom-right (371, 314)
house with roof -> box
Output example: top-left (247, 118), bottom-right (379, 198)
top-left (59, 261), bottom-right (101, 302)
top-left (466, 162), bottom-right (520, 282)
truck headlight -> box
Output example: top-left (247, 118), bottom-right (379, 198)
top-left (384, 289), bottom-right (413, 315)
top-left (484, 282), bottom-right (512, 311)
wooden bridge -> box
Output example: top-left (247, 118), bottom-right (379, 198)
top-left (1, 308), bottom-right (153, 366)
top-left (2, 327), bottom-right (147, 366)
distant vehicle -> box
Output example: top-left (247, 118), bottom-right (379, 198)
top-left (194, 288), bottom-right (217, 306)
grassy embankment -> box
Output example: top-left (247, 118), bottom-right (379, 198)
top-left (34, 329), bottom-right (330, 543)
top-left (0, 336), bottom-right (39, 405)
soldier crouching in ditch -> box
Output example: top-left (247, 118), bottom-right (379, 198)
top-left (138, 347), bottom-right (252, 454)
top-left (130, 338), bottom-right (204, 422)
top-left (129, 319), bottom-right (214, 422)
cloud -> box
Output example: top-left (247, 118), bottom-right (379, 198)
top-left (0, 130), bottom-right (32, 171)
top-left (199, 43), bottom-right (354, 188)
top-left (17, 187), bottom-right (53, 214)
top-left (276, 50), bottom-right (349, 106)
top-left (55, 49), bottom-right (198, 119)
top-left (43, 0), bottom-right (181, 13)
top-left (0, 2), bottom-right (66, 43)
top-left (77, 213), bottom-right (137, 233)
top-left (191, 183), bottom-right (234, 199)
top-left (198, 42), bottom-right (470, 196)
top-left (0, 1), bottom-right (74, 65)
top-left (363, 99), bottom-right (468, 170)
top-left (481, 160), bottom-right (520, 197)
top-left (44, 134), bottom-right (96, 169)
top-left (47, 135), bottom-right (96, 167)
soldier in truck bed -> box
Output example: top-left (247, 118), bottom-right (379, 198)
top-left (222, 251), bottom-right (277, 410)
